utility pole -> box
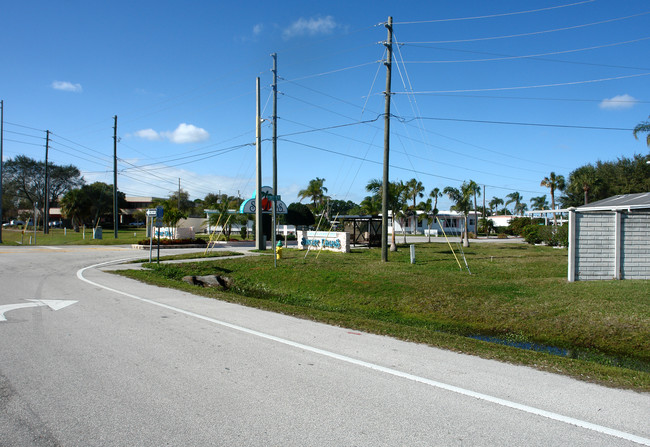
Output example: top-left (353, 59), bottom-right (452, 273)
top-left (44, 130), bottom-right (50, 234)
top-left (271, 53), bottom-right (278, 266)
top-left (0, 100), bottom-right (4, 244)
top-left (178, 178), bottom-right (181, 209)
top-left (255, 77), bottom-right (264, 250)
top-left (113, 115), bottom-right (118, 238)
top-left (381, 16), bottom-right (393, 262)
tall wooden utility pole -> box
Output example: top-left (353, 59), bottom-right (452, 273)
top-left (381, 16), bottom-right (393, 262)
top-left (255, 77), bottom-right (264, 250)
top-left (113, 115), bottom-right (118, 238)
top-left (271, 53), bottom-right (278, 265)
top-left (44, 130), bottom-right (50, 234)
top-left (0, 100), bottom-right (4, 243)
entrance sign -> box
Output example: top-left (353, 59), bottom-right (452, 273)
top-left (239, 186), bottom-right (288, 214)
top-left (297, 230), bottom-right (350, 253)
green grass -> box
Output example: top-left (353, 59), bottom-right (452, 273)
top-left (127, 251), bottom-right (243, 263)
top-left (0, 227), bottom-right (148, 245)
top-left (115, 243), bottom-right (650, 391)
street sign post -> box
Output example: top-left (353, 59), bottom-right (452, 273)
top-left (155, 206), bottom-right (164, 263)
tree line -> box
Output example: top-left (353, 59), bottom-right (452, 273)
top-left (2, 147), bottom-right (648, 232)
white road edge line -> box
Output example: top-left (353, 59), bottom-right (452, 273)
top-left (77, 259), bottom-right (650, 446)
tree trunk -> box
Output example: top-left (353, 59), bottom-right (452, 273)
top-left (463, 215), bottom-right (470, 247)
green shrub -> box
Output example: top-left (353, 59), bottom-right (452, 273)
top-left (522, 225), bottom-right (543, 244)
top-left (508, 217), bottom-right (533, 236)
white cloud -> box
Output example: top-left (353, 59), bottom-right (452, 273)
top-left (131, 123), bottom-right (209, 144)
top-left (599, 94), bottom-right (638, 110)
top-left (283, 16), bottom-right (338, 40)
top-left (52, 81), bottom-right (83, 93)
top-left (162, 123), bottom-right (210, 144)
top-left (252, 23), bottom-right (264, 36)
top-left (133, 128), bottom-right (162, 141)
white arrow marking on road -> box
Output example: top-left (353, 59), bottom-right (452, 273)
top-left (0, 299), bottom-right (77, 322)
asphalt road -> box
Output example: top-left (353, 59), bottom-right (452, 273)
top-left (0, 245), bottom-right (648, 446)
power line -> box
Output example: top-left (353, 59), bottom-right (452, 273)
top-left (400, 37), bottom-right (650, 71)
top-left (4, 138), bottom-right (43, 147)
top-left (4, 121), bottom-right (44, 133)
top-left (4, 129), bottom-right (45, 140)
top-left (279, 137), bottom-right (545, 194)
top-left (393, 72), bottom-right (650, 94)
top-left (411, 116), bottom-right (633, 131)
top-left (401, 11), bottom-right (650, 44)
top-left (393, 1), bottom-right (596, 24)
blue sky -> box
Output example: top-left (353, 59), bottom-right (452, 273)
top-left (2, 0), bottom-right (649, 211)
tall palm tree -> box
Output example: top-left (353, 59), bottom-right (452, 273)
top-left (488, 197), bottom-right (504, 215)
top-left (540, 172), bottom-right (566, 226)
top-left (633, 116), bottom-right (650, 146)
top-left (430, 187), bottom-right (442, 213)
top-left (405, 178), bottom-right (425, 209)
top-left (298, 177), bottom-right (328, 211)
top-left (443, 182), bottom-right (472, 247)
top-left (505, 191), bottom-right (523, 216)
top-left (467, 180), bottom-right (481, 237)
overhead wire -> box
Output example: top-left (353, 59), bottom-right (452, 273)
top-left (393, 0), bottom-right (596, 24)
top-left (393, 72), bottom-right (650, 94)
top-left (400, 11), bottom-right (650, 44)
top-left (401, 36), bottom-right (650, 71)
top-left (279, 137), bottom-right (545, 194)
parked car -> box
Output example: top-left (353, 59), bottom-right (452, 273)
top-left (3, 220), bottom-right (25, 227)
top-left (129, 221), bottom-right (145, 227)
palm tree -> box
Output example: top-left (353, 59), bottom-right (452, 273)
top-left (569, 165), bottom-right (598, 205)
top-left (530, 195), bottom-right (549, 210)
top-left (60, 187), bottom-right (89, 231)
top-left (633, 116), bottom-right (650, 146)
top-left (359, 195), bottom-right (381, 215)
top-left (405, 178), bottom-right (425, 209)
top-left (505, 191), bottom-right (523, 216)
top-left (366, 179), bottom-right (406, 251)
top-left (298, 177), bottom-right (328, 211)
top-left (443, 182), bottom-right (473, 247)
top-left (514, 202), bottom-right (528, 216)
top-left (467, 180), bottom-right (481, 237)
top-left (430, 187), bottom-right (442, 213)
top-left (540, 172), bottom-right (566, 226)
top-left (426, 187), bottom-right (442, 242)
top-left (489, 197), bottom-right (504, 215)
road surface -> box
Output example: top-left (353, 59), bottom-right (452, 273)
top-left (0, 245), bottom-right (648, 446)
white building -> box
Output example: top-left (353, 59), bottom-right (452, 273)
top-left (388, 210), bottom-right (480, 236)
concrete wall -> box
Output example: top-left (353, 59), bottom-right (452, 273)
top-left (569, 210), bottom-right (650, 281)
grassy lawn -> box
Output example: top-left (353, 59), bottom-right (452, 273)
top-left (127, 251), bottom-right (243, 263)
top-left (0, 227), bottom-right (148, 245)
top-left (115, 242), bottom-right (650, 391)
